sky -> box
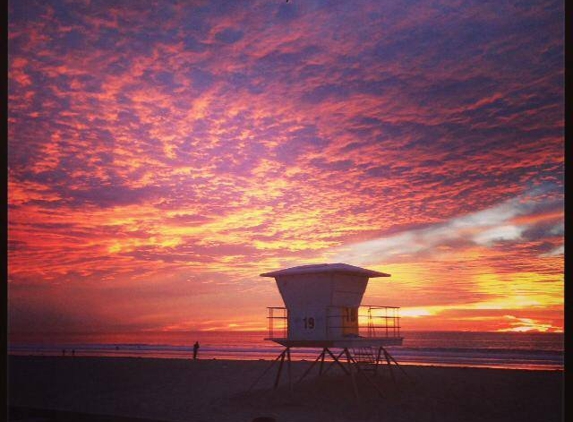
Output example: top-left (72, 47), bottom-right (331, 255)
top-left (8, 0), bottom-right (564, 335)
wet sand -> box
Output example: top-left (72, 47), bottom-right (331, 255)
top-left (8, 355), bottom-right (563, 422)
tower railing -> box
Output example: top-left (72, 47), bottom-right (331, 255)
top-left (266, 305), bottom-right (400, 341)
top-left (326, 305), bottom-right (401, 339)
top-left (266, 307), bottom-right (288, 339)
top-left (361, 305), bottom-right (401, 338)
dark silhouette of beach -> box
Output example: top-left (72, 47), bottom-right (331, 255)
top-left (8, 355), bottom-right (563, 422)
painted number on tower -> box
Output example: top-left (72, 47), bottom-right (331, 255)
top-left (303, 317), bottom-right (315, 329)
top-left (344, 308), bottom-right (357, 322)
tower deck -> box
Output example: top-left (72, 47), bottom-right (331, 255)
top-left (266, 336), bottom-right (403, 348)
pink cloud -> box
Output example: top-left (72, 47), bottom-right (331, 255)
top-left (8, 0), bottom-right (563, 333)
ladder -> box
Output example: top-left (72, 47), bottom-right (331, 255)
top-left (351, 346), bottom-right (377, 371)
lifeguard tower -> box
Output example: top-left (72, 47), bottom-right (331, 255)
top-left (251, 263), bottom-right (406, 395)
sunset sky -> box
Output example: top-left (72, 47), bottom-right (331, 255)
top-left (8, 0), bottom-right (563, 335)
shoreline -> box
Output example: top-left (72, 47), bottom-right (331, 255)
top-left (7, 351), bottom-right (564, 372)
top-left (8, 331), bottom-right (563, 373)
top-left (8, 355), bottom-right (563, 422)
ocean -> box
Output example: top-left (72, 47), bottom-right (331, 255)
top-left (9, 331), bottom-right (563, 371)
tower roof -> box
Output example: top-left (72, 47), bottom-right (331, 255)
top-left (260, 263), bottom-right (390, 278)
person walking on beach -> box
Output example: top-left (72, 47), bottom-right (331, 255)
top-left (193, 341), bottom-right (200, 360)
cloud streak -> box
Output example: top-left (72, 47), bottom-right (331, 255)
top-left (8, 0), bottom-right (563, 334)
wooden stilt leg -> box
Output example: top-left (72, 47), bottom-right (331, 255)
top-left (383, 348), bottom-right (397, 384)
top-left (274, 349), bottom-right (287, 389)
top-left (325, 348), bottom-right (350, 375)
top-left (286, 347), bottom-right (292, 393)
top-left (319, 349), bottom-right (326, 375)
top-left (323, 349), bottom-right (348, 375)
top-left (383, 347), bottom-right (413, 382)
top-left (248, 348), bottom-right (286, 391)
top-left (296, 348), bottom-right (326, 384)
top-left (344, 348), bottom-right (360, 401)
top-left (374, 346), bottom-right (382, 376)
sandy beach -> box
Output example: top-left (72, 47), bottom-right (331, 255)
top-left (8, 355), bottom-right (563, 422)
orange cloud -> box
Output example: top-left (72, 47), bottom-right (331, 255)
top-left (8, 0), bottom-right (563, 334)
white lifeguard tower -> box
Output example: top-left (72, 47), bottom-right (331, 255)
top-left (251, 263), bottom-right (407, 395)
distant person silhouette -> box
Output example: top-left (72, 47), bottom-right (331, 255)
top-left (62, 349), bottom-right (66, 357)
top-left (72, 349), bottom-right (75, 357)
top-left (193, 341), bottom-right (200, 360)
